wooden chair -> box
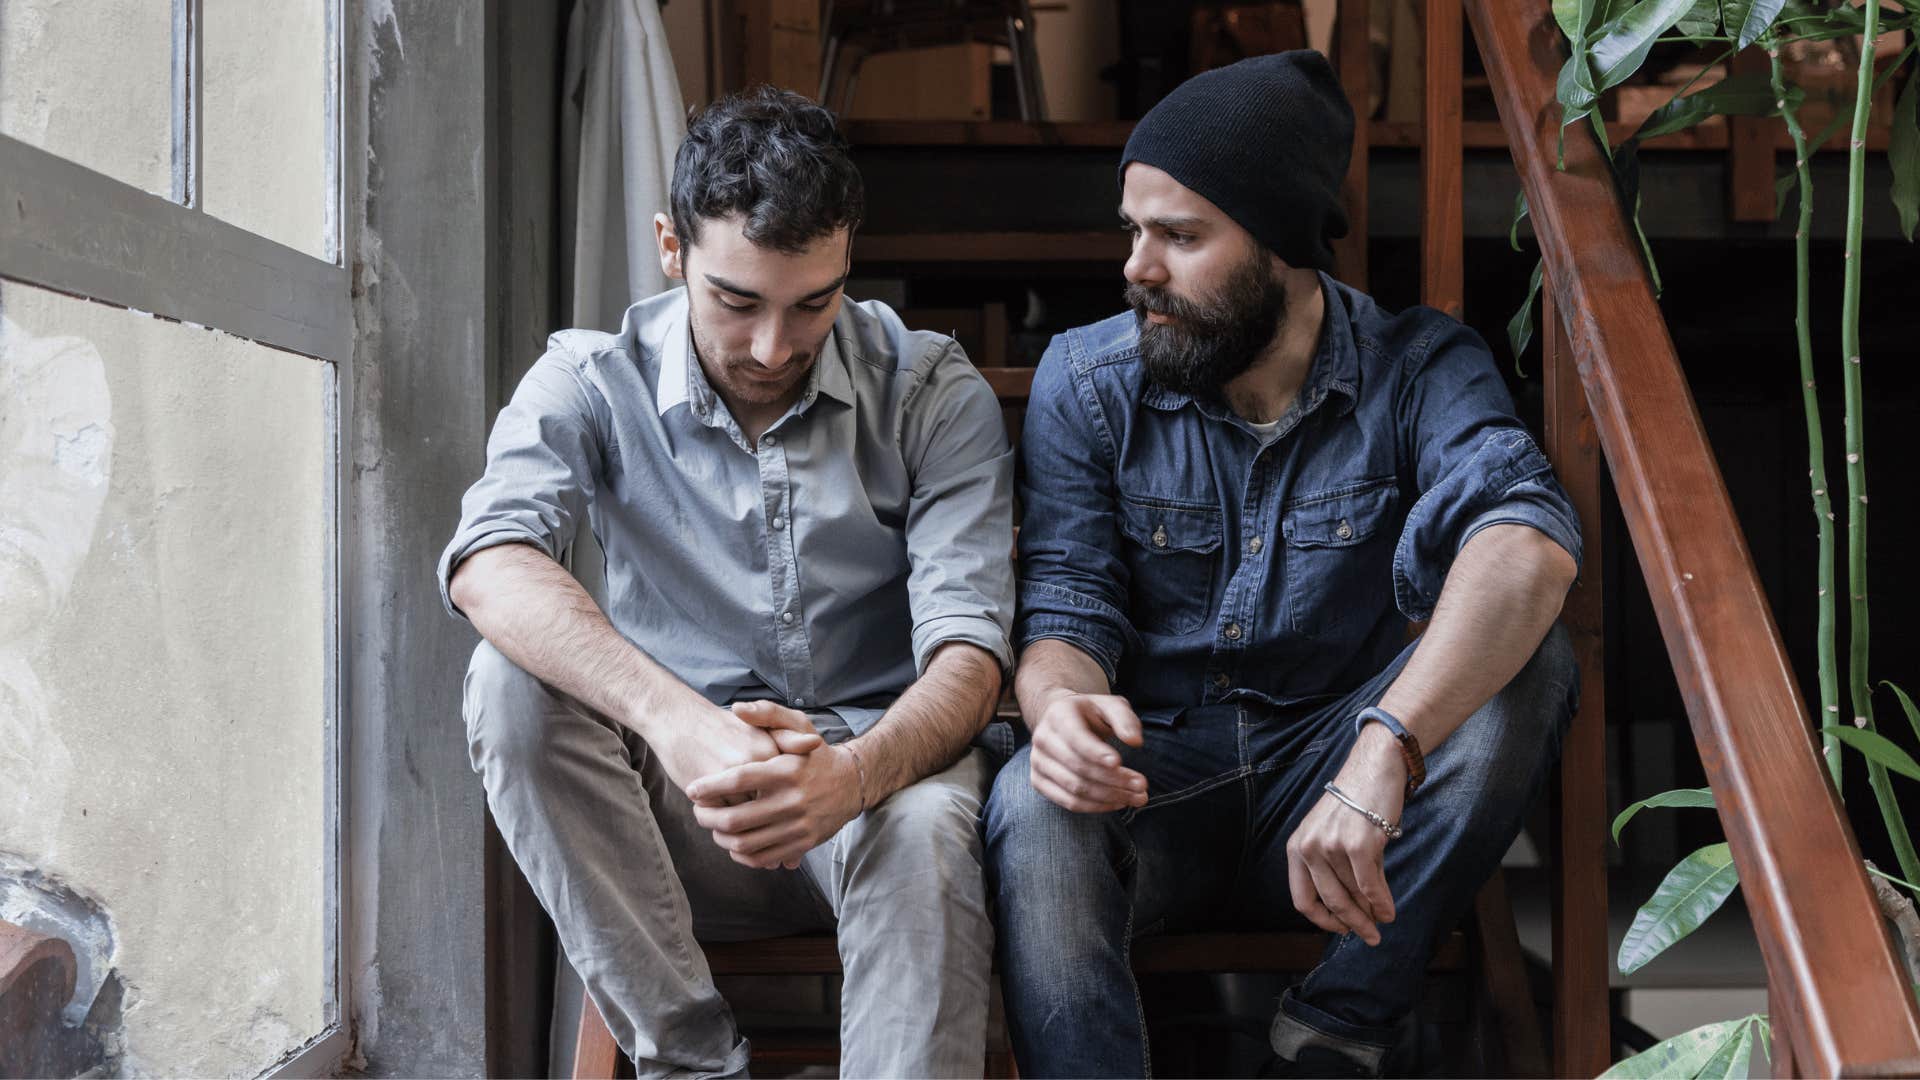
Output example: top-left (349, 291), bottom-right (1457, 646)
top-left (818, 0), bottom-right (1048, 121)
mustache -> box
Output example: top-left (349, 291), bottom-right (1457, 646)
top-left (1125, 283), bottom-right (1216, 325)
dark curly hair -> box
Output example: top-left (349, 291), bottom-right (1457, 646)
top-left (670, 85), bottom-right (865, 254)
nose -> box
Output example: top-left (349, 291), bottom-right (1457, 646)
top-left (751, 318), bottom-right (795, 370)
top-left (1124, 236), bottom-right (1166, 289)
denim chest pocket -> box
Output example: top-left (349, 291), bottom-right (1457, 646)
top-left (1117, 496), bottom-right (1222, 637)
top-left (1281, 480), bottom-right (1399, 639)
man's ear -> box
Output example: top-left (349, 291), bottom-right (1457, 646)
top-left (655, 213), bottom-right (685, 281)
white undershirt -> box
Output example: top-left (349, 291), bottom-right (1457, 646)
top-left (1246, 416), bottom-right (1285, 445)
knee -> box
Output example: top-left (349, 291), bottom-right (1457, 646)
top-left (462, 641), bottom-right (562, 777)
top-left (984, 748), bottom-right (1124, 905)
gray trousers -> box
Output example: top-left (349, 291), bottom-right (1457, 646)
top-left (462, 642), bottom-right (996, 1079)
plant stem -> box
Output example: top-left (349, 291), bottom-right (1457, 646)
top-left (1769, 43), bottom-right (1841, 791)
top-left (1869, 863), bottom-right (1920, 897)
top-left (1838, 0), bottom-right (1920, 886)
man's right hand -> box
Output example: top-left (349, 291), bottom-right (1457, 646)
top-left (1027, 691), bottom-right (1150, 813)
top-left (646, 699), bottom-right (823, 798)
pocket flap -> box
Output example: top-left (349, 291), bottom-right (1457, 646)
top-left (1118, 497), bottom-right (1222, 555)
top-left (1283, 483), bottom-right (1396, 548)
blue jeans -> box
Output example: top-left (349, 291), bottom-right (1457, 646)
top-left (984, 625), bottom-right (1577, 1077)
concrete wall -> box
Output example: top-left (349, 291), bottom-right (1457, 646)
top-left (344, 0), bottom-right (491, 1073)
top-left (0, 285), bottom-right (329, 1076)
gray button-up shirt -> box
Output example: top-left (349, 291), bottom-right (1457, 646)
top-left (438, 288), bottom-right (1015, 734)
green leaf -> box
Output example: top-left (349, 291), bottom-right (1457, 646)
top-left (1510, 190), bottom-right (1531, 252)
top-left (1695, 1016), bottom-right (1758, 1079)
top-left (1630, 70), bottom-right (1800, 142)
top-left (1721, 0), bottom-right (1787, 49)
top-left (1676, 0), bottom-right (1723, 36)
top-left (1559, 48), bottom-right (1601, 128)
top-left (1775, 169), bottom-right (1799, 218)
top-left (1555, 0), bottom-right (1587, 37)
top-left (1891, 64), bottom-right (1919, 241)
top-left (1508, 258), bottom-right (1545, 374)
top-left (1882, 681), bottom-right (1920, 751)
top-left (1599, 1016), bottom-right (1756, 1079)
top-left (1590, 0), bottom-right (1700, 91)
top-left (1612, 787), bottom-right (1716, 844)
top-left (1823, 724), bottom-right (1920, 781)
top-left (1618, 843), bottom-right (1739, 974)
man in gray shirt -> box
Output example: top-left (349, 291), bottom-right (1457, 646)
top-left (439, 87), bottom-right (1013, 1077)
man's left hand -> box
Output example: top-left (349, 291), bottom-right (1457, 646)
top-left (1285, 725), bottom-right (1407, 946)
top-left (686, 702), bottom-right (865, 870)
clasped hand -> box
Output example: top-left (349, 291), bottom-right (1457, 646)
top-left (672, 700), bottom-right (864, 871)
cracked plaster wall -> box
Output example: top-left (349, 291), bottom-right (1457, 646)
top-left (0, 285), bottom-right (329, 1077)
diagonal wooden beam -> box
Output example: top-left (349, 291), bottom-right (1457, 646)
top-left (1465, 3), bottom-right (1920, 1074)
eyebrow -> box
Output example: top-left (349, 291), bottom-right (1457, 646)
top-left (1117, 210), bottom-right (1207, 232)
top-left (704, 272), bottom-right (848, 303)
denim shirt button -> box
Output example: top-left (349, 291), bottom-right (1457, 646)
top-left (1152, 525), bottom-right (1169, 548)
top-left (1246, 536), bottom-right (1264, 555)
top-left (1335, 519), bottom-right (1353, 540)
top-left (1224, 622), bottom-right (1242, 640)
top-left (1212, 672), bottom-right (1231, 689)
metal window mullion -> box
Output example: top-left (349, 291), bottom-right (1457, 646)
top-left (0, 134), bottom-right (350, 364)
top-left (171, 0), bottom-right (203, 207)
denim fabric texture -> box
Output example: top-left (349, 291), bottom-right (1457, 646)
top-left (1012, 272), bottom-right (1582, 714)
top-left (987, 627), bottom-right (1577, 1077)
top-left (993, 275), bottom-right (1585, 1076)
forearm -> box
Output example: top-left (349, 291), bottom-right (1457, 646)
top-left (448, 542), bottom-right (707, 739)
top-left (1013, 638), bottom-right (1112, 723)
top-left (848, 642), bottom-right (1002, 804)
top-left (1376, 523), bottom-right (1577, 755)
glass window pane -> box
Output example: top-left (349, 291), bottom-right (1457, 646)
top-left (0, 281), bottom-right (331, 1075)
top-left (201, 0), bottom-right (330, 259)
top-left (0, 0), bottom-right (174, 197)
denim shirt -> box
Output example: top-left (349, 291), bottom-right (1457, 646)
top-left (438, 288), bottom-right (1016, 735)
top-left (1014, 273), bottom-right (1582, 717)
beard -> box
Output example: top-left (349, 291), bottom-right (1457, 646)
top-left (1126, 248), bottom-right (1288, 401)
top-left (688, 304), bottom-right (818, 408)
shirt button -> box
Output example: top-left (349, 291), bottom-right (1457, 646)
top-left (791, 697), bottom-right (805, 707)
top-left (1224, 622), bottom-right (1242, 640)
top-left (1335, 519), bottom-right (1353, 540)
top-left (781, 611), bottom-right (796, 624)
top-left (770, 515), bottom-right (785, 530)
top-left (762, 434), bottom-right (778, 447)
top-left (1152, 525), bottom-right (1169, 548)
top-left (1213, 673), bottom-right (1231, 689)
top-left (1246, 536), bottom-right (1264, 555)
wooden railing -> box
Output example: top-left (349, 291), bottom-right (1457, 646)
top-left (1457, 2), bottom-right (1920, 1075)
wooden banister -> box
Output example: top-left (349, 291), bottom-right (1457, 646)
top-left (1465, 3), bottom-right (1920, 1073)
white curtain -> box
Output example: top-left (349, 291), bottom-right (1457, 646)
top-left (561, 0), bottom-right (688, 332)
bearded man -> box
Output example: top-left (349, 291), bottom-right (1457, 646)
top-left (985, 52), bottom-right (1582, 1078)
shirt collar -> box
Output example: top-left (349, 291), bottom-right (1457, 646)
top-left (1140, 271), bottom-right (1359, 420)
top-left (655, 298), bottom-right (853, 425)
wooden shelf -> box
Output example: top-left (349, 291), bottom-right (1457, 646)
top-left (854, 230), bottom-right (1128, 262)
top-left (845, 117), bottom-right (1890, 152)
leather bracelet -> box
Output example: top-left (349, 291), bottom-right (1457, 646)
top-left (844, 740), bottom-right (871, 812)
top-left (1355, 705), bottom-right (1426, 796)
top-left (1324, 782), bottom-right (1403, 840)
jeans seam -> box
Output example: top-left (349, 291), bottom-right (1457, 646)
top-left (1121, 824), bottom-right (1153, 1078)
top-left (1125, 767), bottom-right (1248, 819)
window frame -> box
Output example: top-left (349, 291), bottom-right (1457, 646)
top-left (0, 0), bottom-right (351, 1074)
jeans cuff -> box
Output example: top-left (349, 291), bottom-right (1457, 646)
top-left (1270, 987), bottom-right (1393, 1074)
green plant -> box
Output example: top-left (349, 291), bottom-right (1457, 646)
top-left (1518, 1), bottom-right (1920, 1074)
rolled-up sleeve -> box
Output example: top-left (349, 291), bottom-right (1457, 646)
top-left (436, 352), bottom-right (604, 621)
top-left (1392, 323), bottom-right (1583, 621)
top-left (899, 343), bottom-right (1018, 676)
top-left (1011, 337), bottom-right (1138, 684)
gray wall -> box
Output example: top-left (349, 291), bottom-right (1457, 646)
top-left (345, 0), bottom-right (490, 1073)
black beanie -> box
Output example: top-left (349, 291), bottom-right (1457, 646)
top-left (1121, 51), bottom-right (1354, 272)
